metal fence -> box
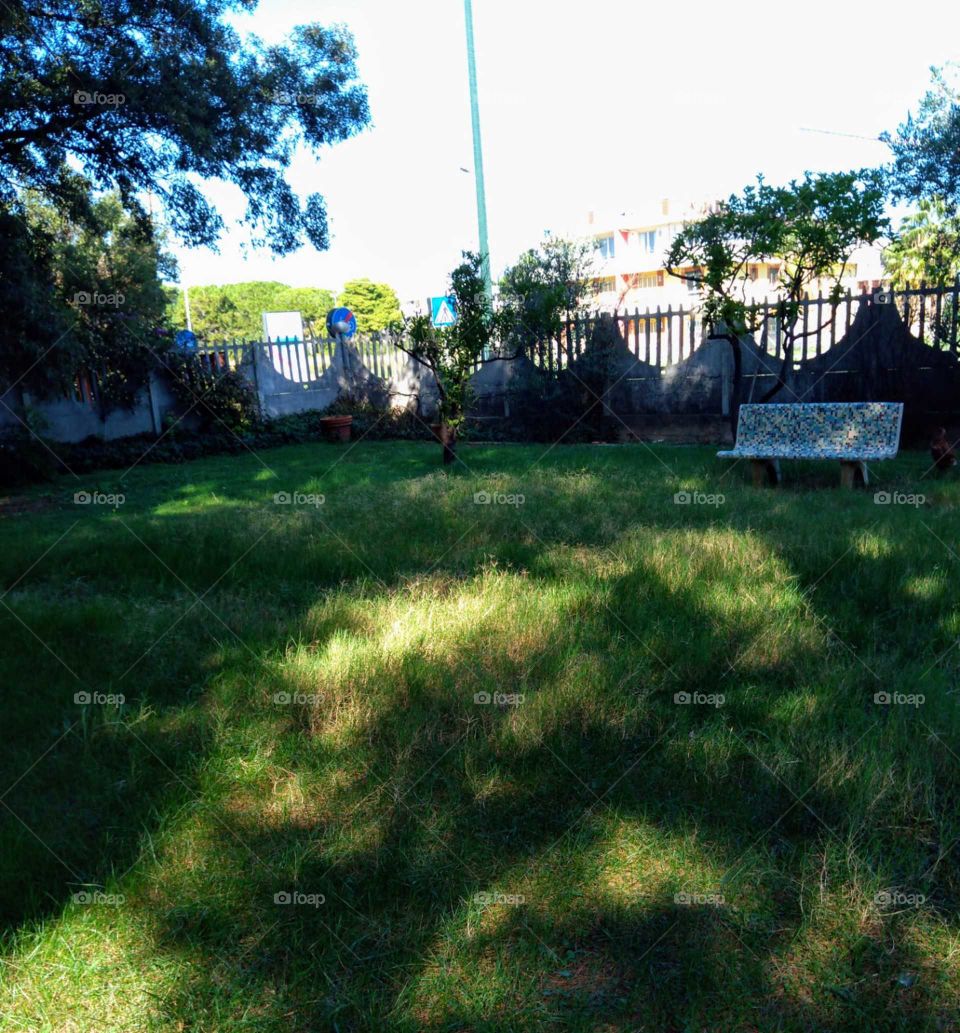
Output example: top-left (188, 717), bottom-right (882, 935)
top-left (177, 279), bottom-right (960, 386)
top-left (548, 280), bottom-right (960, 372)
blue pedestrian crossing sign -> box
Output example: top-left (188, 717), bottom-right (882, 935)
top-left (430, 296), bottom-right (457, 327)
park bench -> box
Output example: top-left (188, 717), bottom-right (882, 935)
top-left (717, 402), bottom-right (904, 487)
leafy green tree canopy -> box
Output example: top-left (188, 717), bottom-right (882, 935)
top-left (337, 279), bottom-right (402, 331)
top-left (4, 188), bottom-right (174, 408)
top-left (666, 171), bottom-right (888, 334)
top-left (0, 0), bottom-right (370, 253)
top-left (666, 170), bottom-right (888, 410)
top-left (167, 282), bottom-right (335, 339)
top-left (883, 65), bottom-right (960, 209)
top-left (884, 198), bottom-right (960, 289)
top-left (499, 237), bottom-right (596, 355)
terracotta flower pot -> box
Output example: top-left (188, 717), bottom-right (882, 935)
top-left (319, 414), bottom-right (352, 443)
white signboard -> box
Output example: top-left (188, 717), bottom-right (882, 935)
top-left (262, 310), bottom-right (304, 342)
top-left (262, 311), bottom-right (308, 383)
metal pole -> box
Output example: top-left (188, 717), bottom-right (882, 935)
top-left (463, 0), bottom-right (492, 300)
top-left (183, 284), bottom-right (193, 332)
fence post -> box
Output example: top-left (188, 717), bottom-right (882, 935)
top-left (146, 371), bottom-right (162, 435)
top-left (249, 339), bottom-right (264, 414)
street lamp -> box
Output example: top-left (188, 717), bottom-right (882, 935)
top-left (463, 0), bottom-right (492, 301)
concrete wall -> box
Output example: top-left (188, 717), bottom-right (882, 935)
top-left (9, 302), bottom-right (952, 446)
top-left (3, 340), bottom-right (441, 443)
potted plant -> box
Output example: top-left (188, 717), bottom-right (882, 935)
top-left (318, 413), bottom-right (352, 442)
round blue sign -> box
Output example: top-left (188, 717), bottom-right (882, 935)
top-left (175, 329), bottom-right (197, 351)
top-left (326, 307), bottom-right (357, 339)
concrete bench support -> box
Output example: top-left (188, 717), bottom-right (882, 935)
top-left (750, 459), bottom-right (782, 487)
top-left (839, 460), bottom-right (869, 489)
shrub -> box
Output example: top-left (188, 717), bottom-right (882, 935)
top-left (165, 353), bottom-right (260, 433)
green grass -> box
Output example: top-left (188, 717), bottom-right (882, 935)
top-left (0, 438), bottom-right (959, 1032)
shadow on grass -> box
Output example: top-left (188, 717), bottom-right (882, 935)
top-left (0, 442), bottom-right (958, 1030)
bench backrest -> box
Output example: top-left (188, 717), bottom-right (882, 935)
top-left (734, 402), bottom-right (904, 459)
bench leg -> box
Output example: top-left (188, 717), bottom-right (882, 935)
top-left (839, 461), bottom-right (868, 488)
top-left (751, 459), bottom-right (781, 487)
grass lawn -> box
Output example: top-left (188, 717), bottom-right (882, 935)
top-left (1, 438), bottom-right (959, 1032)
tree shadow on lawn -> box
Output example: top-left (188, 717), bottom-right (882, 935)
top-left (1, 457), bottom-right (958, 1030)
top-left (128, 541), bottom-right (960, 1029)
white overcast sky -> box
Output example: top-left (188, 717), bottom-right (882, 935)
top-left (168, 0), bottom-right (959, 306)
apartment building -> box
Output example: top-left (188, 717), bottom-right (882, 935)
top-left (582, 198), bottom-right (886, 311)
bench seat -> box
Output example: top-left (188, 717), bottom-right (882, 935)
top-left (718, 402), bottom-right (904, 486)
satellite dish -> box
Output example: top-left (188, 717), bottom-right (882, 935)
top-left (326, 307), bottom-right (357, 340)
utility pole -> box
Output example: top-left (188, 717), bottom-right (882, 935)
top-left (463, 0), bottom-right (492, 300)
top-left (183, 285), bottom-right (192, 332)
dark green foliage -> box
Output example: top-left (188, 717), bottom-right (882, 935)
top-left (0, 203), bottom-right (75, 393)
top-left (499, 237), bottom-right (597, 358)
top-left (0, 0), bottom-right (370, 255)
top-left (24, 190), bottom-right (176, 411)
top-left (165, 354), bottom-right (261, 434)
top-left (883, 65), bottom-right (960, 209)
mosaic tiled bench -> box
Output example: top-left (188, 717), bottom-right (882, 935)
top-left (717, 402), bottom-right (904, 487)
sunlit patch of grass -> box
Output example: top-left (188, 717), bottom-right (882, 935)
top-left (2, 440), bottom-right (960, 1031)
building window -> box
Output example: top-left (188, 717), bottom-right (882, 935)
top-left (597, 234), bottom-right (615, 260)
top-left (748, 265), bottom-right (759, 281)
top-left (593, 276), bottom-right (616, 293)
top-left (686, 268), bottom-right (701, 293)
top-left (633, 230), bottom-right (656, 254)
top-left (624, 272), bottom-right (659, 290)
top-left (768, 266), bottom-right (780, 286)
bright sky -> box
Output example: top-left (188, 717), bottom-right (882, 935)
top-left (169, 0), bottom-right (960, 307)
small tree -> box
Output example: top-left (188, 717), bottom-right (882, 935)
top-left (884, 198), bottom-right (960, 350)
top-left (393, 252), bottom-right (513, 465)
top-left (499, 237), bottom-right (596, 360)
top-left (665, 171), bottom-right (888, 429)
top-left (884, 198), bottom-right (960, 288)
